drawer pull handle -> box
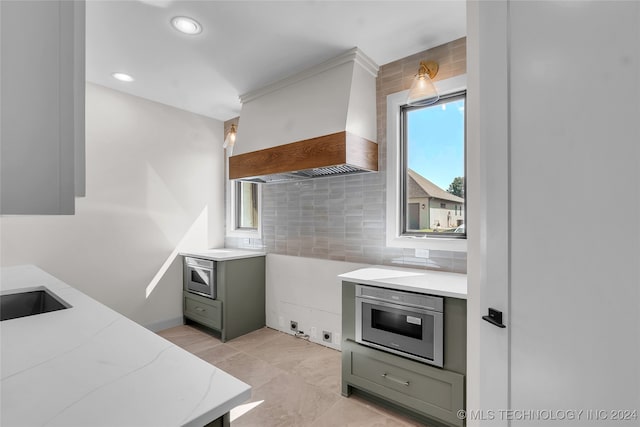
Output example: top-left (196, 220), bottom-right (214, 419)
top-left (195, 306), bottom-right (206, 312)
top-left (381, 373), bottom-right (410, 386)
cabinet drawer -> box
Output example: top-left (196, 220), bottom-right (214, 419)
top-left (183, 292), bottom-right (222, 330)
top-left (347, 345), bottom-right (464, 427)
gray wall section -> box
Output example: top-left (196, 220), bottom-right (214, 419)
top-left (227, 170), bottom-right (466, 273)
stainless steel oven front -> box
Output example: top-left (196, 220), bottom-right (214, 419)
top-left (184, 257), bottom-right (216, 299)
top-left (355, 285), bottom-right (444, 367)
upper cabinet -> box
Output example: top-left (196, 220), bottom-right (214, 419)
top-left (1, 0), bottom-right (85, 215)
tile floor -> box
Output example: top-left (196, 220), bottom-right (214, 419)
top-left (157, 325), bottom-right (428, 426)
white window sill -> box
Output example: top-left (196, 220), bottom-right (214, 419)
top-left (226, 228), bottom-right (261, 239)
top-left (387, 235), bottom-right (467, 252)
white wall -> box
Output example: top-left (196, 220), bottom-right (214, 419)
top-left (0, 83), bottom-right (225, 330)
top-left (265, 254), bottom-right (366, 350)
top-left (468, 1), bottom-right (639, 425)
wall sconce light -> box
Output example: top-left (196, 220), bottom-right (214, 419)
top-left (406, 60), bottom-right (439, 106)
top-left (223, 123), bottom-right (237, 155)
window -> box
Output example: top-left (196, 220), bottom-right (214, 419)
top-left (226, 179), bottom-right (261, 238)
top-left (385, 75), bottom-right (467, 252)
top-left (235, 181), bottom-right (258, 230)
top-left (402, 91), bottom-right (466, 237)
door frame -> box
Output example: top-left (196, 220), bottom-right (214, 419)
top-left (466, 1), bottom-right (511, 425)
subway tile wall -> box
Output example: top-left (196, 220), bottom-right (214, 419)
top-left (226, 38), bottom-right (467, 274)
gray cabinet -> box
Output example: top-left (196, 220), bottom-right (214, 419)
top-left (1, 0), bottom-right (85, 214)
top-left (184, 256), bottom-right (265, 342)
top-left (342, 281), bottom-right (466, 427)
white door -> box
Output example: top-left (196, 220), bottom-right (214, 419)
top-left (467, 1), bottom-right (640, 425)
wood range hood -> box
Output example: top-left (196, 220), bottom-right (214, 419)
top-left (229, 48), bottom-right (379, 183)
top-left (229, 131), bottom-right (377, 183)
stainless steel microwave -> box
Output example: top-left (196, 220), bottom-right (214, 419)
top-left (184, 257), bottom-right (216, 299)
top-left (355, 285), bottom-right (444, 367)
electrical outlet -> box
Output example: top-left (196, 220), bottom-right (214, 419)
top-left (415, 248), bottom-right (430, 258)
top-left (310, 327), bottom-right (317, 338)
top-left (290, 321), bottom-right (298, 332)
top-left (322, 331), bottom-right (332, 343)
top-left (334, 332), bottom-right (341, 344)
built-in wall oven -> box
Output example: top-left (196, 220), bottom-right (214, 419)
top-left (184, 257), bottom-right (216, 299)
top-left (355, 285), bottom-right (444, 368)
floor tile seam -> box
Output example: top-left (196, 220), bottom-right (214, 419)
top-left (192, 349), bottom-right (237, 364)
top-left (246, 339), bottom-right (342, 375)
top-left (306, 397), bottom-right (345, 427)
top-left (230, 347), bottom-right (293, 381)
top-left (160, 326), bottom-right (215, 338)
top-left (224, 333), bottom-right (284, 352)
top-left (349, 396), bottom-right (421, 427)
top-left (281, 359), bottom-right (340, 385)
top-left (260, 377), bottom-right (340, 427)
top-left (235, 342), bottom-right (320, 361)
top-left (186, 340), bottom-right (225, 354)
top-left (171, 335), bottom-right (217, 348)
top-left (313, 396), bottom-right (408, 426)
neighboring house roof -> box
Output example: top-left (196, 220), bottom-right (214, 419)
top-left (407, 169), bottom-right (464, 203)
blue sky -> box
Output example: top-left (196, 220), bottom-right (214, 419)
top-left (407, 98), bottom-right (465, 191)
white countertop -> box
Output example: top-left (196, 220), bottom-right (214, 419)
top-left (339, 266), bottom-right (467, 299)
top-left (180, 248), bottom-right (266, 261)
top-left (0, 265), bottom-right (251, 427)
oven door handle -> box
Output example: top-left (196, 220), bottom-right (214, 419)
top-left (381, 373), bottom-right (410, 387)
top-left (356, 297), bottom-right (441, 317)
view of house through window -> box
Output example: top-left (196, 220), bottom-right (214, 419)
top-left (235, 181), bottom-right (258, 230)
top-left (402, 91), bottom-right (466, 237)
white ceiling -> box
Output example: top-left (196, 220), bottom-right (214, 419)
top-left (86, 1), bottom-right (466, 121)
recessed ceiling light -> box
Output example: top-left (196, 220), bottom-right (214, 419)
top-left (111, 72), bottom-right (135, 82)
top-left (171, 16), bottom-right (202, 35)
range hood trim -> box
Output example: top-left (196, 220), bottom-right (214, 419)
top-left (229, 131), bottom-right (378, 183)
top-left (240, 48), bottom-right (378, 104)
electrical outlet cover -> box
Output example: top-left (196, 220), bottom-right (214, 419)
top-left (415, 248), bottom-right (430, 258)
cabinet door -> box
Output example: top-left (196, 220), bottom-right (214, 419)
top-left (343, 340), bottom-right (465, 427)
top-left (184, 292), bottom-right (222, 331)
top-left (0, 0), bottom-right (85, 214)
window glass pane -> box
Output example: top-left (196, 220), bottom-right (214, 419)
top-left (235, 181), bottom-right (258, 230)
top-left (403, 92), bottom-right (465, 236)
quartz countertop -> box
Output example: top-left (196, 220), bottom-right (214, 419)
top-left (180, 248), bottom-right (266, 261)
top-left (0, 265), bottom-right (251, 427)
top-left (339, 266), bottom-right (467, 299)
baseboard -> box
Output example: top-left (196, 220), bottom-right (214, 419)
top-left (144, 316), bottom-right (184, 332)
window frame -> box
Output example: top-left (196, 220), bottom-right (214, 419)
top-left (400, 90), bottom-right (467, 239)
top-left (234, 181), bottom-right (259, 230)
top-left (385, 74), bottom-right (467, 252)
top-left (226, 160), bottom-right (262, 239)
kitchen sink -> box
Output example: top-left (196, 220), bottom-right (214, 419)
top-left (1, 289), bottom-right (70, 321)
